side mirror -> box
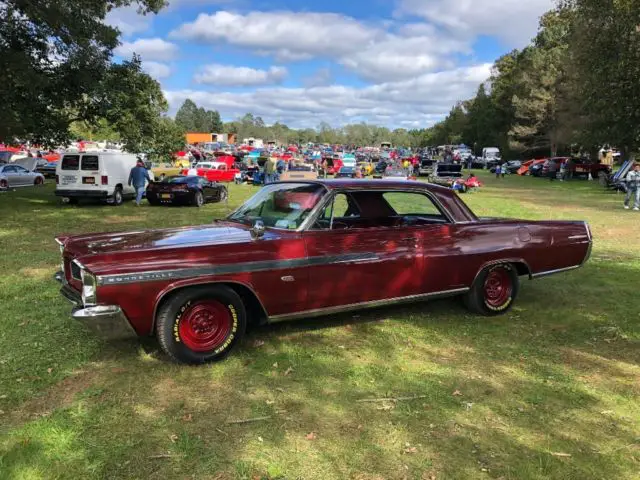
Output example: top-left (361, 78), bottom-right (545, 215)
top-left (250, 219), bottom-right (265, 240)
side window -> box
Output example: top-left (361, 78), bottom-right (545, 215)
top-left (382, 192), bottom-right (446, 220)
top-left (313, 193), bottom-right (361, 230)
top-left (15, 166), bottom-right (29, 173)
top-left (332, 193), bottom-right (360, 218)
top-left (3, 166), bottom-right (16, 173)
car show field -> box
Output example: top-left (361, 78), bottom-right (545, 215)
top-left (1, 172), bottom-right (639, 479)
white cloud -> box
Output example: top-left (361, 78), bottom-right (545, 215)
top-left (170, 11), bottom-right (382, 61)
top-left (115, 38), bottom-right (178, 61)
top-left (302, 68), bottom-right (333, 88)
top-left (105, 5), bottom-right (155, 36)
top-left (194, 65), bottom-right (288, 86)
top-left (164, 64), bottom-right (492, 129)
top-left (143, 61), bottom-right (172, 79)
top-left (396, 0), bottom-right (553, 46)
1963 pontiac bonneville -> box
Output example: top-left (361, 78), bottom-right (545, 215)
top-left (55, 180), bottom-right (592, 364)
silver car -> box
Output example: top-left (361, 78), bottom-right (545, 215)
top-left (0, 164), bottom-right (45, 189)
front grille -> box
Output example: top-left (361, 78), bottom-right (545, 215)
top-left (70, 260), bottom-right (82, 280)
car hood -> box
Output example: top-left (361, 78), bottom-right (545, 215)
top-left (61, 222), bottom-right (256, 257)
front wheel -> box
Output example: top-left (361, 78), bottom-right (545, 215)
top-left (464, 263), bottom-right (519, 316)
top-left (156, 285), bottom-right (247, 364)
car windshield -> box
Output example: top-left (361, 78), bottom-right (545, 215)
top-left (227, 183), bottom-right (326, 230)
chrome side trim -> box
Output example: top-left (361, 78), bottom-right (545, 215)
top-left (96, 252), bottom-right (379, 286)
top-left (568, 235), bottom-right (588, 240)
top-left (531, 264), bottom-right (582, 278)
top-left (268, 288), bottom-right (469, 323)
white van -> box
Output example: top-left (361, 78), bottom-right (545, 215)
top-left (55, 152), bottom-right (144, 205)
top-left (481, 147), bottom-right (501, 166)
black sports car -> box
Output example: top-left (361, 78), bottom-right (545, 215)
top-left (146, 176), bottom-right (228, 207)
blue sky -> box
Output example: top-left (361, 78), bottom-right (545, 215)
top-left (108, 0), bottom-right (553, 129)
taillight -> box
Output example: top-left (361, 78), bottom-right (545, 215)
top-left (55, 175), bottom-right (59, 184)
top-left (101, 176), bottom-right (108, 185)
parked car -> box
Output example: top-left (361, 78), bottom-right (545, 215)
top-left (54, 179), bottom-right (592, 364)
top-left (517, 159), bottom-right (546, 176)
top-left (489, 161), bottom-right (522, 174)
top-left (55, 152), bottom-right (143, 205)
top-left (335, 166), bottom-right (358, 178)
top-left (146, 176), bottom-right (228, 207)
top-left (429, 163), bottom-right (464, 187)
top-left (35, 160), bottom-right (58, 178)
top-left (180, 162), bottom-right (240, 183)
top-left (0, 163), bottom-right (45, 189)
top-left (418, 158), bottom-right (436, 176)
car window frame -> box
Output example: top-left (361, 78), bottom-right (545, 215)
top-left (304, 188), bottom-right (453, 232)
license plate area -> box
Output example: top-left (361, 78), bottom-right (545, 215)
top-left (160, 194), bottom-right (172, 199)
top-left (82, 177), bottom-right (95, 184)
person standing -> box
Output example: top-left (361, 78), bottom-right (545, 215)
top-left (495, 163), bottom-right (501, 179)
top-left (623, 163), bottom-right (640, 210)
top-left (559, 161), bottom-right (566, 182)
top-left (128, 160), bottom-right (151, 206)
top-left (264, 155), bottom-right (277, 184)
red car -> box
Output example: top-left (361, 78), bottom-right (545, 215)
top-left (54, 180), bottom-right (592, 364)
top-left (180, 161), bottom-right (239, 183)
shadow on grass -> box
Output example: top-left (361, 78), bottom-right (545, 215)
top-left (1, 262), bottom-right (639, 479)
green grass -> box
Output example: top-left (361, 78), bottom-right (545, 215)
top-left (0, 173), bottom-right (639, 480)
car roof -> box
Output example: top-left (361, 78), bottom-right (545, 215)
top-left (277, 179), bottom-right (453, 194)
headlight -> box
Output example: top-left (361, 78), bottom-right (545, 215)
top-left (80, 267), bottom-right (97, 306)
top-left (55, 238), bottom-right (64, 254)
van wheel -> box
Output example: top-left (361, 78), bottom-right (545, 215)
top-left (156, 285), bottom-right (247, 364)
top-left (464, 263), bottom-right (519, 316)
top-left (111, 187), bottom-right (123, 206)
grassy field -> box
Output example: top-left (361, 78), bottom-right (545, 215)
top-left (0, 172), bottom-right (638, 480)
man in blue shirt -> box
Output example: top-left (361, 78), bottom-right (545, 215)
top-left (128, 160), bottom-right (151, 206)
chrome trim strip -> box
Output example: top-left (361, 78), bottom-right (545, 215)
top-left (96, 252), bottom-right (379, 286)
top-left (268, 288), bottom-right (470, 323)
top-left (531, 264), bottom-right (581, 278)
top-left (568, 235), bottom-right (588, 240)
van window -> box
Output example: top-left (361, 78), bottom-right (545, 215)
top-left (61, 155), bottom-right (80, 170)
top-left (81, 155), bottom-right (99, 170)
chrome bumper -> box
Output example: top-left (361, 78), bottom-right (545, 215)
top-left (55, 271), bottom-right (138, 340)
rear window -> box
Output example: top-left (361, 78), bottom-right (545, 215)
top-left (61, 155), bottom-right (80, 170)
top-left (81, 156), bottom-right (99, 170)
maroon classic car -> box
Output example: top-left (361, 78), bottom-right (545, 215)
top-left (54, 180), bottom-right (592, 364)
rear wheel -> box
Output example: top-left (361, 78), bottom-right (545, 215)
top-left (214, 187), bottom-right (228, 203)
top-left (156, 285), bottom-right (247, 364)
top-left (0, 179), bottom-right (7, 189)
top-left (111, 187), bottom-right (123, 206)
top-left (193, 190), bottom-right (204, 207)
top-left (464, 263), bottom-right (519, 316)
top-left (34, 176), bottom-right (44, 186)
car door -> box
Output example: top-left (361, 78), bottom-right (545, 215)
top-left (14, 165), bottom-right (32, 185)
top-left (303, 191), bottom-right (424, 311)
top-left (382, 191), bottom-right (462, 294)
top-left (2, 165), bottom-right (18, 186)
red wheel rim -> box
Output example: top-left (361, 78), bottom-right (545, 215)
top-left (483, 268), bottom-right (512, 308)
top-left (178, 300), bottom-right (232, 352)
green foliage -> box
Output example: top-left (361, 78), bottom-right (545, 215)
top-left (0, 0), bottom-right (165, 146)
top-left (175, 99), bottom-right (224, 133)
top-left (145, 116), bottom-right (187, 161)
top-left (561, 0), bottom-right (640, 154)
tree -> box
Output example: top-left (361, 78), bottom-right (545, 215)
top-left (146, 117), bottom-right (186, 162)
top-left (175, 100), bottom-right (223, 133)
top-left (0, 0), bottom-right (165, 145)
top-left (562, 0), bottom-right (640, 156)
top-left (94, 56), bottom-right (168, 152)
